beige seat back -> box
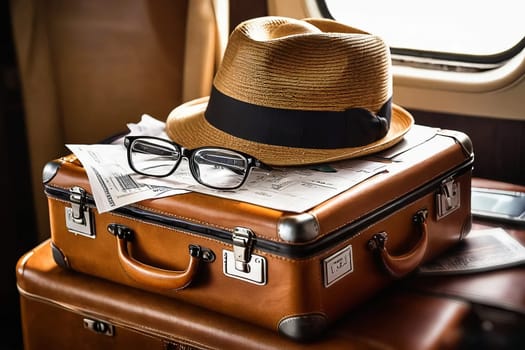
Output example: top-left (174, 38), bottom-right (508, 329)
top-left (10, 0), bottom-right (222, 240)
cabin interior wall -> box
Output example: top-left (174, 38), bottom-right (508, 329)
top-left (412, 110), bottom-right (524, 186)
top-left (1, 1), bottom-right (522, 348)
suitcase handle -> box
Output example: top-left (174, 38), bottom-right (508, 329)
top-left (368, 209), bottom-right (428, 278)
top-left (108, 223), bottom-right (206, 290)
top-left (117, 238), bottom-right (201, 290)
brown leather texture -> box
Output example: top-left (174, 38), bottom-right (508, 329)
top-left (42, 130), bottom-right (473, 337)
top-left (17, 240), bottom-right (470, 350)
top-left (407, 178), bottom-right (525, 314)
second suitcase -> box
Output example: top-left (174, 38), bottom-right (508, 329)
top-left (18, 240), bottom-right (472, 349)
top-left (43, 125), bottom-right (474, 341)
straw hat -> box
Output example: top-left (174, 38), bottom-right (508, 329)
top-left (166, 16), bottom-right (413, 166)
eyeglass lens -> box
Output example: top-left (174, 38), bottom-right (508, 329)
top-left (128, 137), bottom-right (250, 189)
top-left (129, 138), bottom-right (181, 176)
top-left (191, 149), bottom-right (249, 189)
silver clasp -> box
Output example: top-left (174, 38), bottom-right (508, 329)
top-left (223, 227), bottom-right (267, 285)
top-left (232, 227), bottom-right (254, 272)
top-left (65, 186), bottom-right (94, 237)
top-left (436, 177), bottom-right (461, 219)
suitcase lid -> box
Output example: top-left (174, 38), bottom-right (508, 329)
top-left (43, 127), bottom-right (474, 258)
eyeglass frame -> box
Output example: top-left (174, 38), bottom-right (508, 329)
top-left (124, 135), bottom-right (271, 190)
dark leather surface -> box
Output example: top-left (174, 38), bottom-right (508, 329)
top-left (403, 178), bottom-right (525, 348)
top-left (17, 240), bottom-right (470, 350)
top-left (407, 178), bottom-right (525, 313)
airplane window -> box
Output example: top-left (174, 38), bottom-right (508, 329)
top-left (320, 0), bottom-right (525, 70)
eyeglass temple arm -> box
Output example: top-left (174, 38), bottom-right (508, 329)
top-left (196, 155), bottom-right (247, 175)
top-left (130, 140), bottom-right (176, 157)
top-left (256, 161), bottom-right (273, 172)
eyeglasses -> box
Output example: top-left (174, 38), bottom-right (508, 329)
top-left (124, 136), bottom-right (271, 190)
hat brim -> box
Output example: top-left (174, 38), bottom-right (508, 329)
top-left (166, 97), bottom-right (414, 166)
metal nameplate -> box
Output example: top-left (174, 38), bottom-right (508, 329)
top-left (223, 250), bottom-right (267, 285)
top-left (323, 245), bottom-right (353, 288)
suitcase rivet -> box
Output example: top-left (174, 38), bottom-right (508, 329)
top-left (189, 245), bottom-right (201, 257)
top-left (202, 249), bottom-right (216, 263)
top-left (413, 209), bottom-right (429, 224)
top-left (188, 245), bottom-right (216, 263)
top-left (368, 232), bottom-right (387, 250)
top-left (107, 223), bottom-right (134, 240)
top-left (83, 318), bottom-right (114, 336)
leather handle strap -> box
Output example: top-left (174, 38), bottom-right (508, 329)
top-left (368, 209), bottom-right (429, 278)
top-left (116, 238), bottom-right (202, 290)
top-left (107, 223), bottom-right (203, 290)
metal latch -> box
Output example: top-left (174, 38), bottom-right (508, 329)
top-left (232, 227), bottom-right (254, 272)
top-left (436, 177), bottom-right (461, 219)
top-left (223, 227), bottom-right (267, 285)
top-left (83, 318), bottom-right (114, 336)
top-left (65, 186), bottom-right (94, 237)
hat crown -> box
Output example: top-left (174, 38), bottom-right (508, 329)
top-left (165, 16), bottom-right (413, 167)
top-left (213, 16), bottom-right (392, 114)
top-left (248, 19), bottom-right (322, 39)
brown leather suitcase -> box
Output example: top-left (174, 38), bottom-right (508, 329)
top-left (42, 125), bottom-right (474, 341)
top-left (17, 240), bottom-right (471, 349)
